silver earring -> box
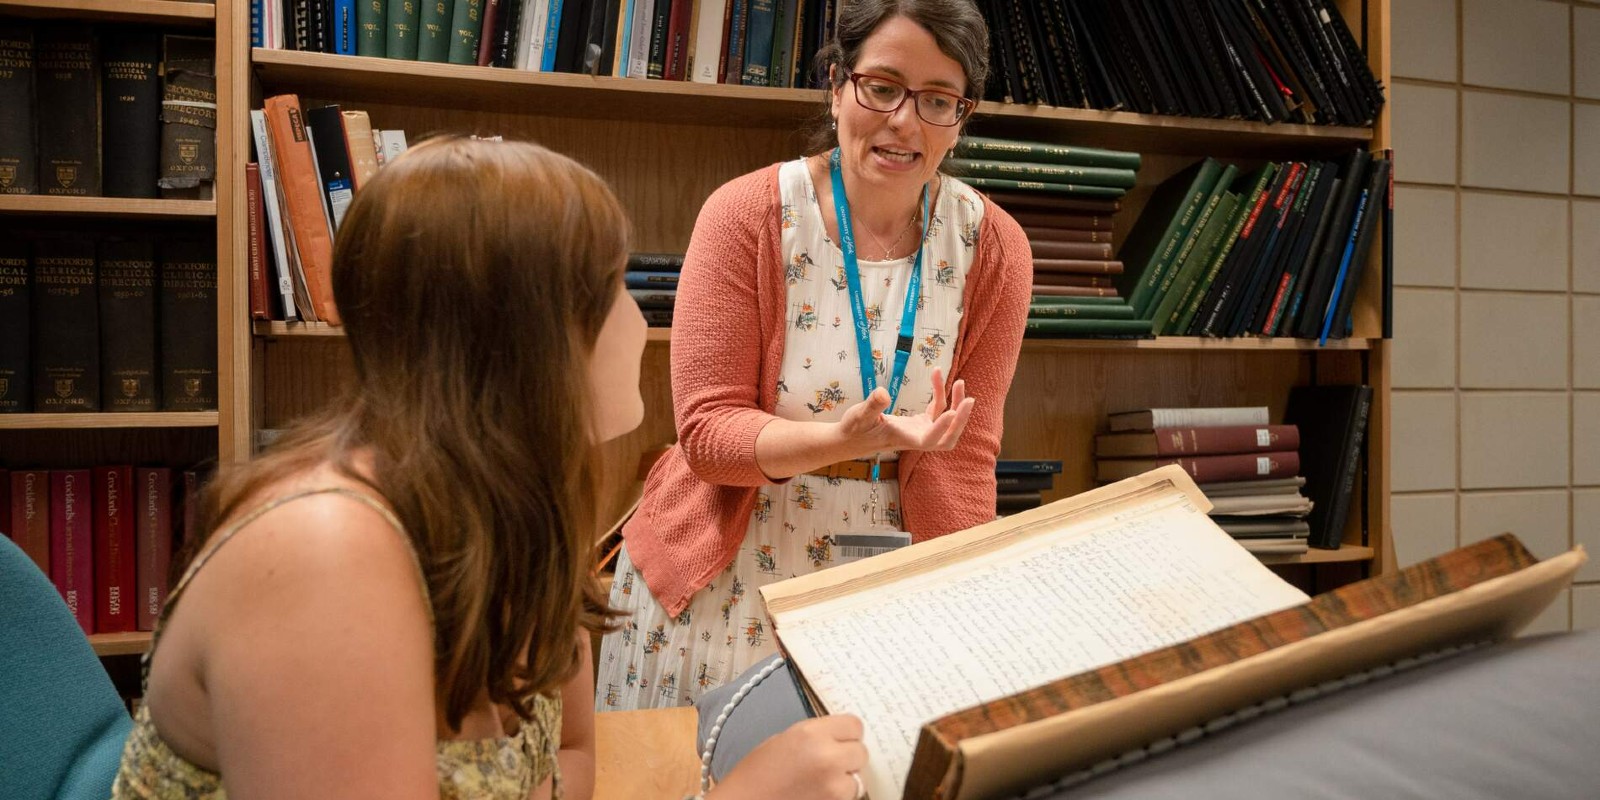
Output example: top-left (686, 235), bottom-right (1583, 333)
top-left (830, 118), bottom-right (837, 131)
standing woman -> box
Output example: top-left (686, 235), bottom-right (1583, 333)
top-left (599, 0), bottom-right (1032, 711)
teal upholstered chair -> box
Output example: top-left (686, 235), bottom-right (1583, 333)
top-left (0, 534), bottom-right (133, 800)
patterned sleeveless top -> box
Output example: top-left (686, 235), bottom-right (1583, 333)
top-left (110, 488), bottom-right (563, 799)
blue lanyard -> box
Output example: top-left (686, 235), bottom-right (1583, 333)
top-left (829, 148), bottom-right (929, 480)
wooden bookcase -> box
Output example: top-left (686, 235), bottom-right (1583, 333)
top-left (231, 1), bottom-right (1394, 588)
top-left (0, 0), bottom-right (240, 658)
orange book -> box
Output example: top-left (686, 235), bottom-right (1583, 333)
top-left (263, 94), bottom-right (340, 325)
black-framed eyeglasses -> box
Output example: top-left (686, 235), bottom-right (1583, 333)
top-left (844, 70), bottom-right (975, 127)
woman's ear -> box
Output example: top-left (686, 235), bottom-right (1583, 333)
top-left (828, 63), bottom-right (841, 119)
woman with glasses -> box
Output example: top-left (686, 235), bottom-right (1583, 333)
top-left (596, 0), bottom-right (1031, 714)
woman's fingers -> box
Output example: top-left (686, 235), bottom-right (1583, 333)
top-left (926, 368), bottom-right (947, 417)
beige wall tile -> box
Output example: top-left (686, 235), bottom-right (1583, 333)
top-left (1522, 588), bottom-right (1570, 634)
top-left (1577, 296), bottom-right (1600, 388)
top-left (1577, 104), bottom-right (1600, 197)
top-left (1391, 492), bottom-right (1459, 566)
top-left (1393, 391), bottom-right (1458, 492)
top-left (1575, 585), bottom-right (1600, 631)
top-left (1460, 489), bottom-right (1570, 561)
top-left (1576, 392), bottom-right (1600, 484)
top-left (1579, 6), bottom-right (1600, 100)
top-left (1393, 289), bottom-right (1457, 388)
top-left (1395, 186), bottom-right (1458, 288)
top-left (1395, 0), bottom-right (1458, 82)
top-left (1462, 91), bottom-right (1570, 193)
top-left (1460, 192), bottom-right (1568, 291)
top-left (1393, 84), bottom-right (1459, 186)
top-left (1578, 200), bottom-right (1600, 294)
top-left (1574, 489), bottom-right (1600, 582)
top-left (1459, 293), bottom-right (1569, 388)
top-left (1463, 0), bottom-right (1571, 94)
top-left (1461, 392), bottom-right (1570, 488)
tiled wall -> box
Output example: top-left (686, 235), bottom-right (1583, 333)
top-left (1390, 0), bottom-right (1600, 632)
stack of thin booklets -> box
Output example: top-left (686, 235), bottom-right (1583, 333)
top-left (624, 252), bottom-right (684, 328)
top-left (1095, 406), bottom-right (1311, 556)
top-left (762, 466), bottom-right (1585, 800)
top-left (993, 459), bottom-right (1063, 517)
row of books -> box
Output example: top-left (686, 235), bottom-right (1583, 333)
top-left (1, 466), bottom-right (202, 635)
top-left (625, 252), bottom-right (684, 328)
top-left (993, 458), bottom-right (1063, 517)
top-left (0, 25), bottom-right (216, 199)
top-left (1117, 149), bottom-right (1394, 342)
top-left (978, 0), bottom-right (1385, 127)
top-left (0, 237), bottom-right (218, 414)
top-left (246, 96), bottom-right (413, 324)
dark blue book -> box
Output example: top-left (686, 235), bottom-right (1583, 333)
top-left (995, 459), bottom-right (1065, 474)
top-left (624, 271), bottom-right (679, 289)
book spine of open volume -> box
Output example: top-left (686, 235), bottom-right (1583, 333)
top-left (0, 237), bottom-right (30, 412)
top-left (98, 239), bottom-right (160, 412)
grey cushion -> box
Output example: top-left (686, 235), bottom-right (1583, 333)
top-left (696, 631), bottom-right (1600, 798)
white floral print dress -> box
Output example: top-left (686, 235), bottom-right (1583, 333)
top-left (596, 159), bottom-right (985, 711)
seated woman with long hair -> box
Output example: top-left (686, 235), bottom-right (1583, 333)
top-left (111, 136), bottom-right (867, 800)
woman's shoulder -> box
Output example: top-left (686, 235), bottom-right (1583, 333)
top-left (704, 162), bottom-right (788, 215)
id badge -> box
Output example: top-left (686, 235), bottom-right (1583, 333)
top-left (833, 531), bottom-right (912, 565)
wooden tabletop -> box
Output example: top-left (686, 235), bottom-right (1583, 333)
top-left (594, 706), bottom-right (701, 800)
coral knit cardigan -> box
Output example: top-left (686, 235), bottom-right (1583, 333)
top-left (622, 162), bottom-right (1034, 616)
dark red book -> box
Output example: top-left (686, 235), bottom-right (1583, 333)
top-left (246, 162), bottom-right (267, 320)
top-left (664, 0), bottom-right (695, 79)
top-left (51, 469), bottom-right (94, 634)
top-left (1096, 451), bottom-right (1301, 483)
top-left (135, 466), bottom-right (172, 631)
top-left (93, 465), bottom-right (136, 633)
top-left (1032, 258), bottom-right (1124, 275)
top-left (1030, 285), bottom-right (1119, 298)
top-left (9, 469), bottom-right (49, 574)
top-left (981, 191), bottom-right (1120, 214)
top-left (1032, 273), bottom-right (1114, 288)
top-left (1008, 211), bottom-right (1111, 230)
top-left (1028, 240), bottom-right (1113, 260)
top-left (1096, 425), bottom-right (1302, 458)
top-left (1021, 226), bottom-right (1112, 244)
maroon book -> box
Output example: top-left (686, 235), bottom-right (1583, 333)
top-left (10, 470), bottom-right (49, 574)
top-left (1096, 425), bottom-right (1302, 458)
top-left (93, 465), bottom-right (137, 633)
top-left (1022, 226), bottom-right (1112, 244)
top-left (1028, 240), bottom-right (1113, 260)
top-left (135, 467), bottom-right (172, 631)
top-left (1032, 258), bottom-right (1124, 275)
top-left (1097, 451), bottom-right (1301, 483)
top-left (51, 469), bottom-right (94, 634)
top-left (1032, 273), bottom-right (1114, 288)
top-left (1008, 211), bottom-right (1111, 230)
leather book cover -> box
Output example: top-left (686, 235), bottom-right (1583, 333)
top-left (445, 0), bottom-right (482, 64)
top-left (476, 0), bottom-right (501, 65)
top-left (490, 0), bottom-right (524, 68)
top-left (98, 238), bottom-right (159, 411)
top-left (1095, 424), bottom-right (1301, 458)
top-left (358, 0), bottom-right (388, 56)
top-left (246, 162), bottom-right (268, 319)
top-left (417, 0), bottom-right (453, 61)
top-left (93, 465), bottom-right (137, 633)
top-left (387, 0), bottom-right (421, 60)
top-left (157, 36), bottom-right (216, 194)
top-left (35, 25), bottom-right (100, 197)
top-left (135, 467), bottom-right (172, 631)
top-left (0, 24), bottom-right (37, 194)
top-left (1031, 257), bottom-right (1121, 275)
top-left (158, 239), bottom-right (218, 410)
top-left (51, 469), bottom-right (94, 635)
top-left (1027, 241), bottom-right (1113, 261)
top-left (32, 237), bottom-right (99, 411)
top-left (339, 110), bottom-right (379, 190)
top-left (101, 30), bottom-right (162, 198)
top-left (264, 94), bottom-right (340, 324)
top-left (0, 237), bottom-right (30, 411)
top-left (10, 470), bottom-right (51, 574)
top-left (1095, 451), bottom-right (1300, 484)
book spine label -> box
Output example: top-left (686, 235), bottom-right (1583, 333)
top-left (359, 0), bottom-right (389, 56)
top-left (51, 469), bottom-right (94, 634)
top-left (159, 64), bottom-right (218, 190)
top-left (11, 470), bottom-right (51, 574)
top-left (32, 239), bottom-right (100, 411)
top-left (98, 239), bottom-right (159, 411)
top-left (135, 467), bottom-right (172, 631)
top-left (93, 465), bottom-right (137, 633)
top-left (0, 238), bottom-right (29, 411)
top-left (1150, 425), bottom-right (1300, 456)
top-left (36, 27), bottom-right (100, 196)
top-left (0, 25), bottom-right (38, 194)
top-left (334, 0), bottom-right (359, 54)
top-left (159, 240), bottom-right (219, 410)
top-left (246, 163), bottom-right (268, 319)
top-left (100, 32), bottom-right (162, 198)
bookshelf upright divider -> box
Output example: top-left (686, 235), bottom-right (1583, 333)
top-left (234, 0), bottom-right (1392, 578)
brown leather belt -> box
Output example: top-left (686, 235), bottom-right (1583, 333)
top-left (805, 459), bottom-right (898, 481)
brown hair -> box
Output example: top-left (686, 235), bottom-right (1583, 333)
top-left (807, 0), bottom-right (991, 154)
top-left (196, 136), bottom-right (625, 730)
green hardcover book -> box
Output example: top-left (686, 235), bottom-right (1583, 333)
top-left (1145, 163), bottom-right (1238, 325)
top-left (1024, 318), bottom-right (1152, 337)
top-left (1029, 295), bottom-right (1127, 306)
top-left (1114, 158), bottom-right (1222, 319)
top-left (1151, 191), bottom-right (1239, 335)
top-left (417, 0), bottom-right (454, 61)
top-left (386, 0), bottom-right (420, 60)
top-left (953, 135), bottom-right (1143, 171)
top-left (446, 0), bottom-right (483, 64)
top-left (358, 0), bottom-right (387, 56)
top-left (959, 176), bottom-right (1125, 200)
top-left (945, 158), bottom-right (1138, 190)
top-left (1174, 164), bottom-right (1277, 335)
top-left (1027, 303), bottom-right (1137, 320)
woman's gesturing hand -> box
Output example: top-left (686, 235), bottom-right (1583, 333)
top-left (836, 367), bottom-right (975, 455)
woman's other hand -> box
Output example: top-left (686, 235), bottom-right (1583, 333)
top-left (837, 368), bottom-right (975, 455)
top-left (708, 714), bottom-right (870, 800)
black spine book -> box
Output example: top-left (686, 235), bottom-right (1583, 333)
top-left (0, 238), bottom-right (30, 411)
top-left (32, 237), bottom-right (100, 412)
top-left (158, 240), bottom-right (217, 411)
top-left (100, 30), bottom-right (163, 199)
top-left (157, 36), bottom-right (216, 195)
top-left (1140, 0), bottom-right (1213, 117)
top-left (98, 238), bottom-right (159, 411)
top-left (646, 0), bottom-right (673, 78)
top-left (1284, 384), bottom-right (1372, 550)
top-left (303, 105), bottom-right (354, 231)
top-left (1209, 0), bottom-right (1285, 121)
top-left (1177, 0), bottom-right (1241, 119)
top-left (491, 0), bottom-right (524, 67)
top-left (1195, 164), bottom-right (1290, 336)
top-left (1064, 0), bottom-right (1123, 111)
top-left (1264, 162), bottom-right (1340, 335)
top-left (0, 25), bottom-right (38, 195)
top-left (1238, 162), bottom-right (1322, 335)
top-left (35, 25), bottom-right (101, 197)
top-left (1327, 155), bottom-right (1392, 338)
top-left (553, 0), bottom-right (592, 73)
top-left (1292, 149), bottom-right (1370, 339)
top-left (1222, 163), bottom-right (1307, 336)
top-left (590, 0), bottom-right (624, 75)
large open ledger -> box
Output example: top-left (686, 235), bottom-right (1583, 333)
top-left (761, 465), bottom-right (1584, 800)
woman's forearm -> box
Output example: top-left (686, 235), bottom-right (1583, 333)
top-left (753, 418), bottom-right (878, 480)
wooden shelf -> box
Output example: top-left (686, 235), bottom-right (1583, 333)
top-left (89, 631), bottom-right (153, 657)
top-left (251, 49), bottom-right (1371, 156)
top-left (0, 0), bottom-right (214, 25)
top-left (0, 412), bottom-right (220, 429)
top-left (1258, 545), bottom-right (1375, 566)
top-left (254, 320), bottom-right (346, 338)
top-left (1019, 336), bottom-right (1376, 352)
top-left (0, 195), bottom-right (216, 220)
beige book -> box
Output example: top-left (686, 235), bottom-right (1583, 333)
top-left (340, 110), bottom-right (380, 191)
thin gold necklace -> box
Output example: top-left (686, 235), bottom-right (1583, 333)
top-left (864, 209), bottom-right (919, 260)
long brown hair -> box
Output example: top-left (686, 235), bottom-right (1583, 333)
top-left (197, 136), bottom-right (625, 729)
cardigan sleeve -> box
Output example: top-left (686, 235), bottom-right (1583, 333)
top-left (669, 169), bottom-right (783, 488)
top-left (900, 199), bottom-right (1033, 541)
